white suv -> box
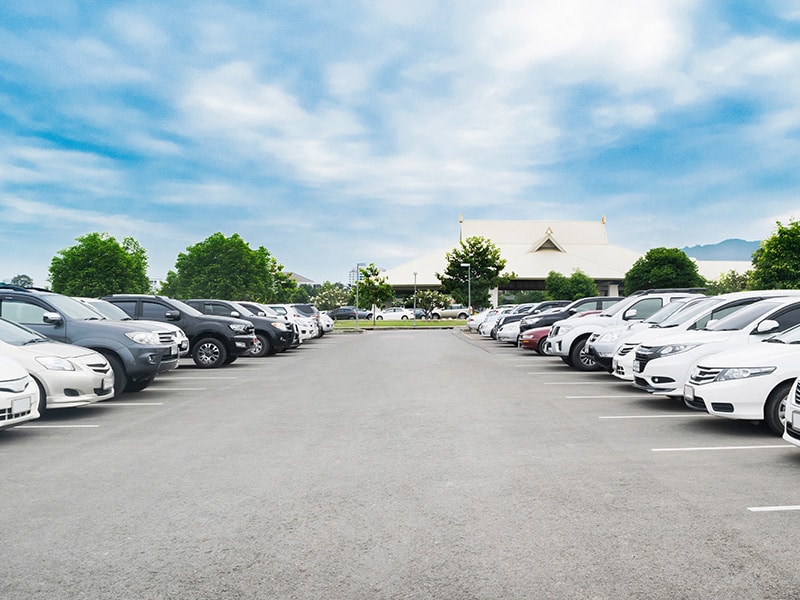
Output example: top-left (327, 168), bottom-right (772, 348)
top-left (547, 289), bottom-right (703, 371)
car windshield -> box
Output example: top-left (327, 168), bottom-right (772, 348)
top-left (0, 317), bottom-right (47, 345)
top-left (598, 298), bottom-right (636, 317)
top-left (229, 302), bottom-right (256, 317)
top-left (702, 299), bottom-right (786, 331)
top-left (45, 293), bottom-right (105, 320)
top-left (656, 297), bottom-right (722, 328)
top-left (84, 299), bottom-right (132, 320)
top-left (645, 297), bottom-right (704, 325)
top-left (168, 298), bottom-right (205, 317)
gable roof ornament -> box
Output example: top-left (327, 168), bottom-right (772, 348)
top-left (530, 228), bottom-right (566, 253)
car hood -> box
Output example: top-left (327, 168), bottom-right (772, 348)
top-left (2, 339), bottom-right (100, 361)
top-left (694, 342), bottom-right (800, 368)
top-left (639, 330), bottom-right (734, 348)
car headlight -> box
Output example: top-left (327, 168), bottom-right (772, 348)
top-left (716, 366), bottom-right (777, 381)
top-left (35, 356), bottom-right (75, 371)
top-left (271, 321), bottom-right (287, 331)
top-left (556, 323), bottom-right (573, 335)
top-left (597, 330), bottom-right (622, 344)
top-left (125, 331), bottom-right (160, 345)
top-left (655, 343), bottom-right (700, 357)
top-left (229, 323), bottom-right (249, 333)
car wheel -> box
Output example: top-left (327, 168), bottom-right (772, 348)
top-left (34, 378), bottom-right (47, 415)
top-left (432, 314), bottom-right (440, 320)
top-left (250, 333), bottom-right (270, 357)
top-left (457, 312), bottom-right (468, 319)
top-left (224, 355), bottom-right (238, 365)
top-left (126, 375), bottom-right (155, 393)
top-left (560, 356), bottom-right (574, 367)
top-left (192, 338), bottom-right (227, 368)
top-left (100, 353), bottom-right (128, 398)
top-left (401, 315), bottom-right (408, 320)
top-left (765, 380), bottom-right (793, 436)
top-left (536, 337), bottom-right (548, 355)
top-left (348, 316), bottom-right (356, 320)
top-left (376, 316), bottom-right (383, 320)
top-left (570, 336), bottom-right (600, 371)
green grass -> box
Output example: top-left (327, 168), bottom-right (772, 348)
top-left (333, 319), bottom-right (466, 329)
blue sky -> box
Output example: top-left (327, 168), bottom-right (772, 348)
top-left (2, 1), bottom-right (799, 287)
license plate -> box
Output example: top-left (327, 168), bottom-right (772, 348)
top-left (171, 344), bottom-right (178, 355)
top-left (684, 384), bottom-right (694, 402)
top-left (633, 360), bottom-right (642, 373)
top-left (793, 412), bottom-right (800, 430)
top-left (12, 396), bottom-right (31, 414)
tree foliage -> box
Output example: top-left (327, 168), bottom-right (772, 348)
top-left (354, 263), bottom-right (395, 310)
top-left (312, 281), bottom-right (351, 311)
top-left (705, 270), bottom-right (752, 295)
top-left (9, 274), bottom-right (33, 287)
top-left (49, 232), bottom-right (151, 296)
top-left (437, 236), bottom-right (513, 308)
top-left (543, 270), bottom-right (598, 300)
top-left (750, 220), bottom-right (800, 289)
top-left (159, 232), bottom-right (293, 301)
top-left (623, 247), bottom-right (705, 294)
top-left (414, 290), bottom-right (450, 317)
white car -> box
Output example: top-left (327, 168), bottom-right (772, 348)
top-left (479, 308), bottom-right (513, 337)
top-left (319, 312), bottom-right (334, 333)
top-left (0, 354), bottom-right (40, 430)
top-left (0, 318), bottom-right (114, 412)
top-left (611, 291), bottom-right (800, 381)
top-left (375, 307), bottom-right (415, 321)
top-left (496, 321), bottom-right (521, 344)
top-left (782, 378), bottom-right (800, 448)
top-left (466, 309), bottom-right (492, 332)
top-left (685, 324), bottom-right (800, 435)
top-left (633, 297), bottom-right (800, 399)
top-left (267, 304), bottom-right (318, 341)
top-left (547, 290), bottom-right (702, 371)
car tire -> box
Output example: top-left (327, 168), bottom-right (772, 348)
top-left (192, 337), bottom-right (227, 368)
top-left (102, 353), bottom-right (128, 398)
top-left (34, 378), bottom-right (47, 415)
top-left (376, 316), bottom-right (383, 320)
top-left (570, 336), bottom-right (600, 371)
top-left (224, 355), bottom-right (238, 365)
top-left (432, 314), bottom-right (440, 320)
top-left (536, 337), bottom-right (548, 355)
top-left (458, 312), bottom-right (468, 319)
top-left (250, 333), bottom-right (271, 357)
top-left (561, 356), bottom-right (574, 367)
top-left (126, 375), bottom-right (155, 393)
top-left (401, 315), bottom-right (408, 320)
top-left (765, 380), bottom-right (792, 436)
top-left (348, 316), bottom-right (356, 320)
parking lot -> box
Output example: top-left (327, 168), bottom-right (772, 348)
top-left (3, 328), bottom-right (800, 599)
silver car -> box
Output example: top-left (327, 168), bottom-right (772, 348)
top-left (0, 318), bottom-right (114, 412)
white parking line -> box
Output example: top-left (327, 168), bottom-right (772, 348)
top-left (162, 376), bottom-right (238, 380)
top-left (600, 414), bottom-right (713, 419)
top-left (91, 402), bottom-right (164, 406)
top-left (18, 425), bottom-right (100, 429)
top-left (748, 505), bottom-right (800, 512)
top-left (544, 381), bottom-right (605, 385)
top-left (567, 395), bottom-right (651, 399)
top-left (652, 444), bottom-right (790, 452)
top-left (143, 387), bottom-right (207, 391)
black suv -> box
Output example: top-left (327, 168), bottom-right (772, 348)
top-left (0, 285), bottom-right (178, 397)
top-left (518, 296), bottom-right (625, 334)
top-left (184, 299), bottom-right (294, 356)
top-left (102, 294), bottom-right (256, 368)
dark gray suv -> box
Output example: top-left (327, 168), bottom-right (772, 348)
top-left (0, 285), bottom-right (178, 397)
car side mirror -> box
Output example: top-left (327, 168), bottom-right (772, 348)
top-left (42, 311), bottom-right (63, 325)
top-left (165, 310), bottom-right (181, 321)
top-left (230, 311), bottom-right (240, 318)
top-left (623, 308), bottom-right (638, 320)
top-left (756, 319), bottom-right (780, 334)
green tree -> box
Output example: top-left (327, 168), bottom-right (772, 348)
top-left (567, 270), bottom-right (599, 299)
top-left (9, 274), bottom-right (33, 287)
top-left (312, 281), bottom-right (351, 311)
top-left (705, 270), bottom-right (752, 295)
top-left (415, 289), bottom-right (450, 317)
top-left (291, 286), bottom-right (311, 303)
top-left (354, 263), bottom-right (395, 312)
top-left (750, 220), bottom-right (800, 289)
top-left (544, 271), bottom-right (571, 300)
top-left (159, 232), bottom-right (288, 301)
top-left (624, 247), bottom-right (705, 294)
top-left (436, 236), bottom-right (514, 309)
top-left (49, 232), bottom-right (151, 296)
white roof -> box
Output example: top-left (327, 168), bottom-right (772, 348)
top-left (383, 219), bottom-right (752, 287)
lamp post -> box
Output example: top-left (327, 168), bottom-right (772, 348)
top-left (354, 262), bottom-right (366, 330)
top-left (413, 271), bottom-right (418, 328)
top-left (460, 262), bottom-right (471, 316)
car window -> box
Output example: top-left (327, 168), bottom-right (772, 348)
top-left (600, 299), bottom-right (620, 310)
top-left (704, 300), bottom-right (785, 331)
top-left (0, 317), bottom-right (44, 344)
top-left (0, 300), bottom-right (47, 326)
top-left (205, 303), bottom-right (233, 317)
top-left (624, 298), bottom-right (663, 321)
top-left (141, 301), bottom-right (170, 320)
top-left (112, 300), bottom-right (138, 317)
top-left (766, 305), bottom-right (800, 331)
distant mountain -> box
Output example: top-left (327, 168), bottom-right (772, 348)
top-left (682, 239), bottom-right (760, 261)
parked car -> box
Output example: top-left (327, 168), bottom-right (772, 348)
top-left (547, 289), bottom-right (705, 371)
top-left (493, 301), bottom-right (572, 338)
top-left (0, 285), bottom-right (178, 397)
top-left (684, 323), bottom-right (800, 435)
top-left (102, 294), bottom-right (256, 368)
top-left (479, 307), bottom-right (514, 337)
top-left (521, 311), bottom-right (603, 354)
top-left (267, 304), bottom-right (319, 341)
top-left (0, 318), bottom-right (114, 412)
top-left (782, 378), bottom-right (800, 448)
top-left (74, 297), bottom-right (190, 358)
top-left (430, 304), bottom-right (470, 320)
top-left (236, 302), bottom-right (302, 348)
top-left (496, 320), bottom-right (521, 344)
top-left (519, 296), bottom-right (624, 334)
top-left (375, 307), bottom-right (415, 321)
top-left (329, 306), bottom-right (372, 320)
top-left (292, 304), bottom-right (324, 337)
top-left (0, 354), bottom-right (40, 430)
top-left (634, 297), bottom-right (800, 399)
top-left (319, 312), bottom-right (334, 333)
top-left (184, 299), bottom-right (294, 357)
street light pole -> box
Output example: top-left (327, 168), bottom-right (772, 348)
top-left (460, 262), bottom-right (471, 315)
top-left (354, 262), bottom-right (366, 330)
top-left (413, 271), bottom-right (418, 328)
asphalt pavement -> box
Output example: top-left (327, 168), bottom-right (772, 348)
top-left (2, 329), bottom-right (800, 599)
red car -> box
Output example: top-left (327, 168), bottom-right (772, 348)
top-left (520, 325), bottom-right (551, 354)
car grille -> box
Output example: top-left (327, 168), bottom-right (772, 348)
top-left (796, 382), bottom-right (800, 404)
top-left (617, 343), bottom-right (636, 357)
top-left (0, 404), bottom-right (33, 421)
top-left (157, 331), bottom-right (175, 344)
top-left (688, 366), bottom-right (722, 386)
top-left (85, 360), bottom-right (111, 376)
top-left (551, 325), bottom-right (560, 336)
top-left (634, 347), bottom-right (660, 373)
